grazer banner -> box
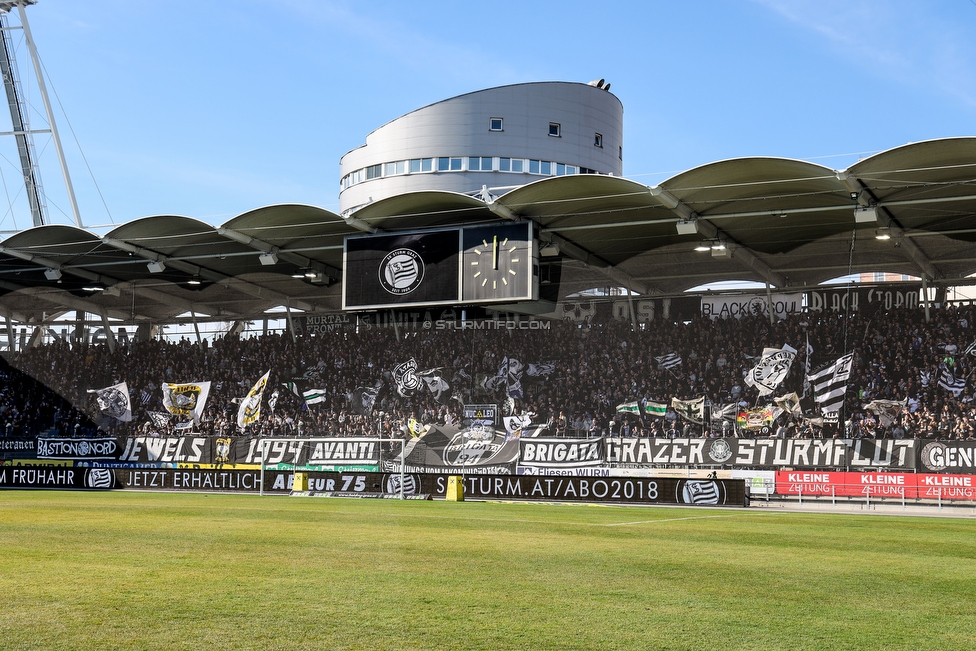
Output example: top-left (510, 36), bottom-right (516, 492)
top-left (519, 438), bottom-right (605, 468)
top-left (805, 285), bottom-right (922, 315)
top-left (428, 474), bottom-right (746, 506)
top-left (607, 438), bottom-right (916, 470)
top-left (343, 229), bottom-right (461, 309)
top-left (775, 471), bottom-right (976, 502)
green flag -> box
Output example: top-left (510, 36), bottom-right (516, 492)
top-left (616, 401), bottom-right (641, 414)
top-left (643, 401), bottom-right (667, 417)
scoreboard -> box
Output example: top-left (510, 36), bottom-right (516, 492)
top-left (342, 222), bottom-right (537, 310)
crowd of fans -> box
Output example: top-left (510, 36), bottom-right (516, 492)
top-left (3, 302), bottom-right (975, 441)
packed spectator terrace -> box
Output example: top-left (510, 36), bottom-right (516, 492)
top-left (5, 301), bottom-right (974, 442)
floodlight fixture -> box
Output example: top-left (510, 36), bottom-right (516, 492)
top-left (875, 228), bottom-right (891, 241)
top-left (694, 242), bottom-right (711, 252)
top-left (540, 243), bottom-right (560, 257)
top-left (44, 268), bottom-right (61, 280)
top-left (675, 219), bottom-right (698, 235)
top-left (147, 260), bottom-right (166, 273)
top-left (259, 251), bottom-right (278, 266)
top-left (855, 206), bottom-right (878, 223)
top-left (292, 268), bottom-right (308, 279)
top-left (187, 275), bottom-right (202, 285)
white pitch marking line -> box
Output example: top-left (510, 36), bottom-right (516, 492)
top-left (602, 514), bottom-right (744, 527)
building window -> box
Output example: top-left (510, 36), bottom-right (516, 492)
top-left (438, 157), bottom-right (463, 172)
top-left (549, 122), bottom-right (561, 137)
top-left (499, 157), bottom-right (511, 172)
top-left (511, 158), bottom-right (524, 172)
top-left (619, 145), bottom-right (623, 160)
top-left (541, 161), bottom-right (552, 175)
top-left (489, 118), bottom-right (503, 131)
top-left (366, 164), bottom-right (381, 179)
top-left (421, 158), bottom-right (433, 172)
top-left (409, 159), bottom-right (421, 173)
top-left (556, 163), bottom-right (565, 175)
top-left (594, 133), bottom-right (603, 148)
top-left (529, 159), bottom-right (540, 174)
top-left (469, 156), bottom-right (492, 171)
top-left (384, 162), bottom-right (396, 176)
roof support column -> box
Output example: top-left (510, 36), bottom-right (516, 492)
top-left (99, 310), bottom-right (116, 353)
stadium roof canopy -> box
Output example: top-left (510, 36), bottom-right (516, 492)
top-left (1, 137), bottom-right (975, 324)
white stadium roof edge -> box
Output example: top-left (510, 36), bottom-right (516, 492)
top-left (1, 136), bottom-right (976, 324)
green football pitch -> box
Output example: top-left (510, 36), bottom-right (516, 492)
top-left (1, 491), bottom-right (975, 650)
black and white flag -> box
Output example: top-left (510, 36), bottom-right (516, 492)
top-left (147, 411), bottom-right (171, 429)
top-left (744, 345), bottom-right (797, 396)
top-left (348, 386), bottom-right (380, 415)
top-left (527, 361), bottom-right (556, 377)
top-left (87, 382), bottom-right (133, 422)
top-left (393, 358), bottom-right (423, 397)
top-left (655, 353), bottom-right (682, 370)
top-left (864, 399), bottom-right (907, 427)
top-left (671, 397), bottom-right (705, 424)
top-left (965, 339), bottom-right (976, 357)
top-left (268, 390), bottom-right (279, 413)
top-left (773, 391), bottom-right (802, 417)
top-left (418, 370), bottom-right (451, 404)
top-left (806, 353), bottom-right (854, 419)
top-left (937, 364), bottom-right (966, 397)
top-left (709, 403), bottom-right (737, 422)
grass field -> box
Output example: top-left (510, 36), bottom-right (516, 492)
top-left (1, 492), bottom-right (975, 650)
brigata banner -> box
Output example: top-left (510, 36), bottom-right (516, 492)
top-left (607, 438), bottom-right (916, 469)
top-left (775, 471), bottom-right (976, 501)
top-left (519, 437), bottom-right (605, 468)
top-left (428, 475), bottom-right (746, 506)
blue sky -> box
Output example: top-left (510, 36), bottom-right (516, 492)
top-left (0, 0), bottom-right (974, 231)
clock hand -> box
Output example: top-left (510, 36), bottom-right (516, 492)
top-left (492, 235), bottom-right (498, 270)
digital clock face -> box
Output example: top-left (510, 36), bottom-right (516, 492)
top-left (460, 222), bottom-right (535, 303)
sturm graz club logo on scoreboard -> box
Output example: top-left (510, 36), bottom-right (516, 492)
top-left (379, 248), bottom-right (424, 295)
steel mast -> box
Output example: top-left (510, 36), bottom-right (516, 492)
top-left (0, 0), bottom-right (83, 228)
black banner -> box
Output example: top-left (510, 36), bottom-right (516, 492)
top-left (11, 435), bottom-right (944, 472)
top-left (429, 474), bottom-right (746, 506)
top-left (805, 285), bottom-right (922, 315)
top-left (917, 441), bottom-right (976, 474)
top-left (0, 437), bottom-right (36, 460)
top-left (37, 437), bottom-right (119, 460)
top-left (397, 424), bottom-right (518, 474)
top-left (0, 466), bottom-right (117, 489)
top-left (608, 438), bottom-right (916, 470)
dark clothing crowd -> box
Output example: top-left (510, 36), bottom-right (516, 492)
top-left (4, 303), bottom-right (976, 441)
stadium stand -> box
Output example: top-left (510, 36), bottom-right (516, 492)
top-left (3, 302), bottom-right (974, 442)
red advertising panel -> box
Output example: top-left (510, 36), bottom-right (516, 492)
top-left (774, 471), bottom-right (976, 501)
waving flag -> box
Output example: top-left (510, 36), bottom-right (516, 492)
top-left (87, 382), bottom-right (132, 422)
top-left (237, 371), bottom-right (270, 429)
